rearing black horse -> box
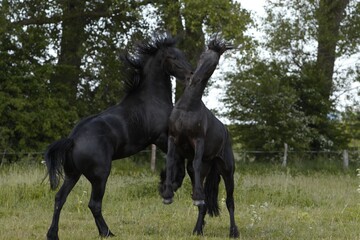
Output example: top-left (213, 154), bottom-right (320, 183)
top-left (160, 38), bottom-right (239, 238)
top-left (45, 33), bottom-right (192, 240)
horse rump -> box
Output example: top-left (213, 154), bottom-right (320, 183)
top-left (44, 138), bottom-right (74, 190)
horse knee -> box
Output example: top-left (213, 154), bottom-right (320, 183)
top-left (192, 188), bottom-right (205, 201)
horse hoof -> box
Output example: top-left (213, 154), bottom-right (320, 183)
top-left (163, 198), bottom-right (173, 204)
top-left (230, 226), bottom-right (240, 238)
top-left (193, 200), bottom-right (205, 206)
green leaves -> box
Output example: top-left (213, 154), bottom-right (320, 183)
top-left (0, 0), bottom-right (358, 156)
top-left (224, 60), bottom-right (311, 151)
top-left (222, 0), bottom-right (359, 154)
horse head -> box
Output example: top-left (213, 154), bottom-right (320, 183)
top-left (156, 34), bottom-right (193, 83)
top-left (135, 33), bottom-right (193, 84)
top-left (190, 37), bottom-right (233, 85)
top-left (122, 33), bottom-right (193, 92)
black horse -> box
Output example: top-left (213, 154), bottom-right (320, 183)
top-left (45, 33), bottom-right (193, 240)
top-left (160, 38), bottom-right (239, 238)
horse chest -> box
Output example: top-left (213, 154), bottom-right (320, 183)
top-left (170, 111), bottom-right (204, 135)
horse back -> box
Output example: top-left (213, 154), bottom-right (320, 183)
top-left (69, 100), bottom-right (171, 161)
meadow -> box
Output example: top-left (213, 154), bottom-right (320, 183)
top-left (0, 159), bottom-right (359, 240)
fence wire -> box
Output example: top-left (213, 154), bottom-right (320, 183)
top-left (1, 148), bottom-right (359, 165)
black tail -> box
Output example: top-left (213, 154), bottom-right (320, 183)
top-left (204, 164), bottom-right (221, 217)
top-left (44, 138), bottom-right (74, 190)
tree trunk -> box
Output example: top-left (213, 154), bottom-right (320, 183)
top-left (50, 1), bottom-right (87, 106)
top-left (316, 0), bottom-right (350, 100)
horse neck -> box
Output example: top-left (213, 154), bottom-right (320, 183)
top-left (140, 61), bottom-right (173, 104)
top-left (177, 80), bottom-right (208, 109)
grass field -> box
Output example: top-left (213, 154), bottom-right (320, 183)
top-left (0, 160), bottom-right (359, 240)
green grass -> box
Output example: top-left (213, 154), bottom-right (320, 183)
top-left (0, 160), bottom-right (359, 239)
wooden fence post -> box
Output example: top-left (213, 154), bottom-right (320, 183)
top-left (343, 150), bottom-right (349, 170)
top-left (282, 143), bottom-right (288, 167)
top-left (1, 149), bottom-right (6, 167)
top-left (150, 144), bottom-right (156, 172)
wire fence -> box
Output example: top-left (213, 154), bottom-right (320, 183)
top-left (234, 149), bottom-right (360, 169)
top-left (1, 148), bottom-right (360, 169)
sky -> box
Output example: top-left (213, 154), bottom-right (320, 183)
top-left (236, 0), bottom-right (266, 14)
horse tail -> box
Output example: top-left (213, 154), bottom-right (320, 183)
top-left (44, 138), bottom-right (74, 190)
top-left (204, 164), bottom-right (221, 217)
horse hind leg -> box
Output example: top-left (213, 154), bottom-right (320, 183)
top-left (224, 175), bottom-right (239, 238)
top-left (192, 204), bottom-right (207, 236)
top-left (219, 165), bottom-right (239, 238)
top-left (47, 173), bottom-right (81, 240)
top-left (87, 171), bottom-right (114, 238)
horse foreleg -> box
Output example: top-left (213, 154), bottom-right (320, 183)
top-left (192, 138), bottom-right (205, 206)
top-left (47, 174), bottom-right (80, 240)
top-left (162, 136), bottom-right (176, 204)
top-left (172, 152), bottom-right (186, 192)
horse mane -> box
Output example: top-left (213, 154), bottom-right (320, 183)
top-left (121, 33), bottom-right (177, 93)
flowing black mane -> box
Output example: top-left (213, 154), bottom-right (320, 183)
top-left (121, 33), bottom-right (177, 93)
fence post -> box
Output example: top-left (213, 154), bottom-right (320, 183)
top-left (150, 144), bottom-right (156, 172)
top-left (282, 143), bottom-right (288, 167)
top-left (343, 150), bottom-right (349, 170)
top-left (1, 149), bottom-right (6, 167)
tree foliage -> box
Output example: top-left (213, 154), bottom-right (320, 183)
top-left (224, 0), bottom-right (359, 153)
top-left (154, 0), bottom-right (252, 99)
top-left (0, 0), bottom-right (251, 154)
top-left (0, 0), bottom-right (143, 153)
top-left (225, 61), bottom-right (311, 151)
top-left (1, 0), bottom-right (358, 157)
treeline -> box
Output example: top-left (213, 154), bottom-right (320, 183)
top-left (0, 0), bottom-right (359, 158)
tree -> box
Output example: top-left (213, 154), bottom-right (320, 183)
top-left (11, 0), bottom-right (144, 116)
top-left (0, 1), bottom-right (73, 153)
top-left (0, 0), bottom-right (145, 154)
top-left (341, 106), bottom-right (360, 147)
top-left (225, 60), bottom-right (311, 152)
top-left (0, 0), bottom-right (252, 155)
top-left (154, 0), bottom-right (252, 99)
top-left (224, 0), bottom-right (359, 152)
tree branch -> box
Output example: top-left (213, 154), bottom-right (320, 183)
top-left (11, 0), bottom-right (154, 26)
